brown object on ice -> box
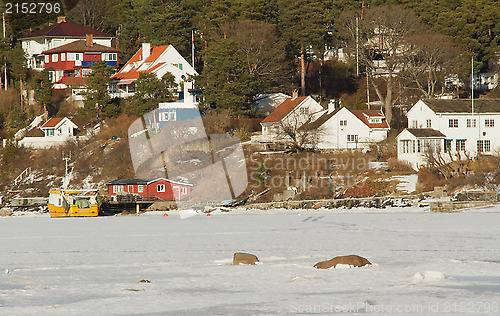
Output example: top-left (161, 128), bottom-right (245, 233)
top-left (312, 202), bottom-right (322, 209)
top-left (314, 255), bottom-right (371, 269)
top-left (233, 252), bottom-right (259, 265)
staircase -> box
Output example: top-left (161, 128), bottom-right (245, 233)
top-left (13, 167), bottom-right (32, 187)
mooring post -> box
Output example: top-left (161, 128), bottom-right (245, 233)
top-left (136, 203), bottom-right (140, 215)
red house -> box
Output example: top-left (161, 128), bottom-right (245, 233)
top-left (43, 34), bottom-right (120, 88)
top-left (106, 178), bottom-right (192, 201)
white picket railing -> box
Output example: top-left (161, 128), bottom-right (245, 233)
top-left (13, 167), bottom-right (32, 187)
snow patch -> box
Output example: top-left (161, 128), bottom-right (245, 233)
top-left (412, 271), bottom-right (446, 283)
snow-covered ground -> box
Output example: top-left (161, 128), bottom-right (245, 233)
top-left (1, 206), bottom-right (500, 315)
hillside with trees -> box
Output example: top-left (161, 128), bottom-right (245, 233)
top-left (0, 0), bottom-right (498, 194)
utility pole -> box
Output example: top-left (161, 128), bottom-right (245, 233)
top-left (356, 16), bottom-right (359, 77)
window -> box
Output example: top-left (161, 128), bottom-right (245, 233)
top-left (426, 119), bottom-right (432, 128)
top-left (44, 55), bottom-right (49, 63)
top-left (347, 135), bottom-right (358, 142)
top-left (449, 119), bottom-right (458, 128)
top-left (400, 140), bottom-right (414, 154)
top-left (181, 187), bottom-right (187, 195)
top-left (103, 53), bottom-right (117, 61)
top-left (157, 184), bottom-right (166, 192)
top-left (51, 54), bottom-right (58, 62)
top-left (422, 139), bottom-right (441, 153)
top-left (467, 119), bottom-right (476, 128)
top-left (61, 53), bottom-right (65, 61)
top-left (411, 120), bottom-right (418, 128)
top-left (299, 107), bottom-right (309, 115)
top-left (339, 120), bottom-right (347, 126)
top-left (160, 110), bottom-right (177, 122)
top-left (138, 185), bottom-right (144, 193)
top-left (444, 140), bottom-right (452, 153)
top-left (416, 139), bottom-right (421, 153)
top-left (477, 140), bottom-right (491, 152)
top-left (456, 139), bottom-right (466, 151)
top-left (46, 129), bottom-right (55, 136)
top-left (113, 185), bottom-right (124, 193)
top-left (485, 119), bottom-right (494, 127)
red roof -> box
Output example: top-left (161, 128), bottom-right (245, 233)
top-left (261, 97), bottom-right (308, 123)
top-left (351, 110), bottom-right (390, 129)
top-left (112, 46), bottom-right (170, 80)
top-left (60, 76), bottom-right (88, 86)
top-left (41, 117), bottom-right (64, 129)
top-left (43, 40), bottom-right (120, 54)
top-left (19, 21), bottom-right (113, 39)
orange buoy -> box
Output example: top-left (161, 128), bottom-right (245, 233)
top-left (207, 213), bottom-right (211, 216)
top-left (163, 213), bottom-right (169, 217)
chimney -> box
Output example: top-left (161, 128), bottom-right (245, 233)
top-left (328, 99), bottom-right (341, 113)
top-left (57, 16), bottom-right (66, 23)
top-left (328, 99), bottom-right (335, 113)
top-left (142, 43), bottom-right (151, 62)
top-left (86, 34), bottom-right (93, 47)
top-left (291, 89), bottom-right (298, 100)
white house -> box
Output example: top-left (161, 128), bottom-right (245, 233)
top-left (253, 95), bottom-right (389, 150)
top-left (19, 117), bottom-right (79, 149)
top-left (310, 106), bottom-right (390, 150)
top-left (396, 128), bottom-right (446, 170)
top-left (398, 98), bottom-right (500, 169)
top-left (256, 95), bottom-right (324, 143)
top-left (109, 43), bottom-right (197, 98)
top-left (19, 17), bottom-right (115, 71)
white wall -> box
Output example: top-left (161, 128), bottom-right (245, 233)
top-left (317, 108), bottom-right (388, 150)
top-left (407, 100), bottom-right (500, 156)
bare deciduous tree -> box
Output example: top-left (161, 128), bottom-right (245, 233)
top-left (401, 33), bottom-right (466, 98)
top-left (221, 20), bottom-right (291, 93)
top-left (67, 0), bottom-right (107, 31)
top-left (277, 110), bottom-right (324, 152)
top-left (338, 6), bottom-right (425, 123)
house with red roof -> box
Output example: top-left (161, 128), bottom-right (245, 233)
top-left (19, 117), bottom-right (79, 149)
top-left (42, 34), bottom-right (120, 89)
top-left (19, 17), bottom-right (115, 71)
top-left (254, 95), bottom-right (389, 150)
top-left (109, 43), bottom-right (197, 98)
top-left (259, 95), bottom-right (324, 140)
top-left (310, 106), bottom-right (390, 150)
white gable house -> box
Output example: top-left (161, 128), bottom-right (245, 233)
top-left (258, 96), bottom-right (324, 141)
top-left (396, 128), bottom-right (446, 170)
top-left (110, 43), bottom-right (197, 98)
top-left (19, 117), bottom-right (79, 149)
top-left (398, 99), bottom-right (500, 169)
top-left (310, 107), bottom-right (390, 150)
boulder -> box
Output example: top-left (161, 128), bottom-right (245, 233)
top-left (0, 207), bottom-right (12, 217)
top-left (314, 255), bottom-right (371, 269)
top-left (233, 252), bottom-right (259, 265)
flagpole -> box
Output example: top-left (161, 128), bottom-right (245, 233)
top-left (3, 13), bottom-right (7, 90)
top-left (471, 56), bottom-right (474, 114)
top-left (191, 30), bottom-right (195, 69)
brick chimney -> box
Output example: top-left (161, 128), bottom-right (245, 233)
top-left (57, 16), bottom-right (66, 23)
top-left (86, 34), bottom-right (93, 47)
